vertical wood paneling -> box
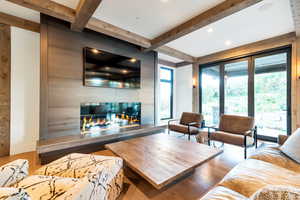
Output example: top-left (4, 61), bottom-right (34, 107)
top-left (40, 15), bottom-right (156, 139)
top-left (0, 24), bottom-right (10, 156)
top-left (192, 63), bottom-right (199, 112)
top-left (40, 15), bottom-right (49, 139)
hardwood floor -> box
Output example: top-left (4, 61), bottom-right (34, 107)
top-left (4, 132), bottom-right (265, 200)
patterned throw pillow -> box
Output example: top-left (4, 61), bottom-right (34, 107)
top-left (251, 185), bottom-right (300, 200)
top-left (0, 160), bottom-right (28, 187)
top-left (0, 187), bottom-right (31, 200)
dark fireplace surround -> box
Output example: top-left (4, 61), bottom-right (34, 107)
top-left (80, 102), bottom-right (141, 134)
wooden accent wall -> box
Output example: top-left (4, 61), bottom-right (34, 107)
top-left (40, 15), bottom-right (156, 140)
top-left (0, 24), bottom-right (10, 156)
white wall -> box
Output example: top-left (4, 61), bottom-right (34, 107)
top-left (175, 65), bottom-right (193, 118)
top-left (10, 27), bottom-right (40, 155)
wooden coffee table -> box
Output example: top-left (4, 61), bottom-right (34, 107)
top-left (105, 134), bottom-right (223, 189)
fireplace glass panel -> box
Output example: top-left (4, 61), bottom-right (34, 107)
top-left (80, 102), bottom-right (141, 133)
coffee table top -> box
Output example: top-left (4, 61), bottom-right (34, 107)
top-left (105, 134), bottom-right (223, 189)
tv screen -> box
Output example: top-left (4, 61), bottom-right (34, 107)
top-left (83, 47), bottom-right (141, 89)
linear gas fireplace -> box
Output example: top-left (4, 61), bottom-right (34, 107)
top-left (80, 102), bottom-right (141, 134)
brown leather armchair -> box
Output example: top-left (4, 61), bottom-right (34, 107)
top-left (207, 114), bottom-right (257, 159)
top-left (168, 112), bottom-right (203, 140)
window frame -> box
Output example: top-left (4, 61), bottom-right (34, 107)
top-left (160, 67), bottom-right (174, 120)
top-left (199, 46), bottom-right (292, 142)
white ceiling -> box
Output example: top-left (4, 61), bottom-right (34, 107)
top-left (92, 0), bottom-right (225, 39)
top-left (166, 0), bottom-right (295, 57)
top-left (0, 0), bottom-right (296, 63)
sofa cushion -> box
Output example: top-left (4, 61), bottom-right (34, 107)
top-left (219, 115), bottom-right (254, 135)
top-left (250, 146), bottom-right (300, 173)
top-left (0, 159), bottom-right (28, 187)
top-left (250, 185), bottom-right (300, 200)
top-left (0, 188), bottom-right (31, 200)
top-left (280, 128), bottom-right (300, 164)
top-left (169, 124), bottom-right (199, 134)
top-left (34, 153), bottom-right (123, 179)
top-left (210, 131), bottom-right (254, 146)
top-left (201, 186), bottom-right (248, 200)
top-left (218, 159), bottom-right (300, 197)
top-left (14, 175), bottom-right (78, 200)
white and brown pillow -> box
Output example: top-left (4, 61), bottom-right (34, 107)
top-left (251, 185), bottom-right (300, 200)
top-left (14, 175), bottom-right (78, 200)
top-left (0, 160), bottom-right (28, 187)
top-left (0, 187), bottom-right (31, 200)
top-left (280, 129), bottom-right (300, 164)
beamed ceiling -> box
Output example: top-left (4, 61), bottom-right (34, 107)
top-left (0, 0), bottom-right (296, 65)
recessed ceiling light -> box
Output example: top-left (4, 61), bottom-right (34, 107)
top-left (225, 40), bottom-right (232, 46)
top-left (91, 48), bottom-right (100, 54)
top-left (258, 2), bottom-right (273, 12)
top-left (161, 0), bottom-right (169, 3)
top-left (130, 58), bottom-right (137, 63)
top-left (207, 28), bottom-right (214, 33)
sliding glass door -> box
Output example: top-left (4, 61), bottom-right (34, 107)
top-left (224, 60), bottom-right (249, 116)
top-left (254, 52), bottom-right (290, 139)
top-left (201, 66), bottom-right (220, 126)
top-left (200, 48), bottom-right (291, 141)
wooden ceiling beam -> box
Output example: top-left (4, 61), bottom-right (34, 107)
top-left (196, 32), bottom-right (296, 64)
top-left (6, 0), bottom-right (195, 62)
top-left (144, 0), bottom-right (263, 52)
top-left (176, 61), bottom-right (192, 68)
top-left (0, 11), bottom-right (40, 33)
top-left (71, 0), bottom-right (102, 31)
top-left (86, 18), bottom-right (151, 48)
top-left (6, 0), bottom-right (75, 22)
top-left (158, 59), bottom-right (176, 67)
top-left (289, 0), bottom-right (300, 36)
top-left (157, 46), bottom-right (195, 62)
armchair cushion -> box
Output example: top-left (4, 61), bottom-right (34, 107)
top-left (179, 112), bottom-right (203, 128)
top-left (0, 159), bottom-right (28, 187)
top-left (169, 124), bottom-right (199, 135)
top-left (210, 131), bottom-right (254, 147)
top-left (0, 188), bottom-right (31, 200)
top-left (219, 115), bottom-right (254, 135)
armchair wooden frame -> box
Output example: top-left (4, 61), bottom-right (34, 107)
top-left (206, 125), bottom-right (258, 159)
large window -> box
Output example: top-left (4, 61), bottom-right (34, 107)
top-left (200, 48), bottom-right (291, 141)
top-left (160, 67), bottom-right (174, 120)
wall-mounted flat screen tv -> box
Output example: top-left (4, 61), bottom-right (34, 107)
top-left (83, 47), bottom-right (141, 89)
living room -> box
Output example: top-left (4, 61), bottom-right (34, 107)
top-left (0, 0), bottom-right (300, 199)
